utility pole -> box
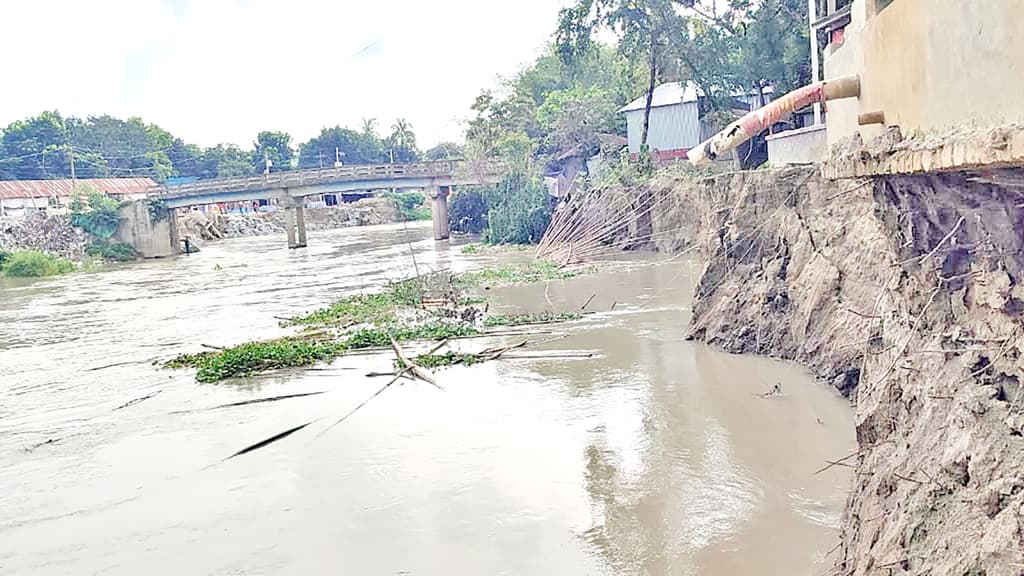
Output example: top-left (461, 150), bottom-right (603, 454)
top-left (809, 0), bottom-right (822, 125)
top-left (334, 147), bottom-right (345, 168)
top-left (264, 150), bottom-right (272, 176)
top-left (68, 142), bottom-right (78, 209)
top-left (318, 150), bottom-right (324, 169)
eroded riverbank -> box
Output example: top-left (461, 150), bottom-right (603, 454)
top-left (0, 222), bottom-right (853, 575)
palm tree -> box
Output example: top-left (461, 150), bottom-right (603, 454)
top-left (361, 118), bottom-right (378, 138)
top-left (388, 119), bottom-right (418, 163)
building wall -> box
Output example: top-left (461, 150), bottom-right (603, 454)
top-left (826, 0), bottom-right (1024, 145)
top-left (625, 102), bottom-right (701, 154)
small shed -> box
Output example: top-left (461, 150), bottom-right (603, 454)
top-left (619, 82), bottom-right (705, 161)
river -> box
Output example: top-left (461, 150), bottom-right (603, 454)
top-left (0, 222), bottom-right (854, 575)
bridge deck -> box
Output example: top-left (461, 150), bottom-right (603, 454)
top-left (153, 160), bottom-right (500, 204)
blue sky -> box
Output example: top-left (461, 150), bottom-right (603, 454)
top-left (1, 0), bottom-right (572, 148)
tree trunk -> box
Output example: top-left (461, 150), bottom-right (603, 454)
top-left (641, 41), bottom-right (658, 150)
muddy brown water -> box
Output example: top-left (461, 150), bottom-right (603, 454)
top-left (0, 222), bottom-right (854, 575)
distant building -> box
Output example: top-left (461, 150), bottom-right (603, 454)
top-left (619, 82), bottom-right (780, 165)
top-left (0, 178), bottom-right (158, 218)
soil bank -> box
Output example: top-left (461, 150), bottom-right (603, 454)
top-left (616, 164), bottom-right (1024, 575)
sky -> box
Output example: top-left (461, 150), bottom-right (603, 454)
top-left (0, 0), bottom-right (574, 149)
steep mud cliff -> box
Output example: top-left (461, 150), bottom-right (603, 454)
top-left (632, 165), bottom-right (1024, 574)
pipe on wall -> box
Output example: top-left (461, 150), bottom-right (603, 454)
top-left (687, 75), bottom-right (861, 166)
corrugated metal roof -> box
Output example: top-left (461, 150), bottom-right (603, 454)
top-left (0, 178), bottom-right (158, 200)
top-left (619, 83), bottom-right (778, 113)
top-left (619, 82), bottom-right (702, 113)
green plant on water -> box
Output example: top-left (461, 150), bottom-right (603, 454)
top-left (404, 351), bottom-right (481, 370)
top-left (0, 250), bottom-right (76, 278)
top-left (482, 311), bottom-right (582, 328)
top-left (384, 190), bottom-right (432, 222)
top-left (341, 321), bottom-right (479, 351)
top-left (460, 243), bottom-right (480, 254)
top-left (191, 337), bottom-right (347, 383)
top-left (459, 260), bottom-right (588, 287)
top-left (85, 238), bottom-right (136, 262)
top-left (167, 320), bottom-right (479, 382)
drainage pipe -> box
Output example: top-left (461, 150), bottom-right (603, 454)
top-left (687, 75), bottom-right (861, 166)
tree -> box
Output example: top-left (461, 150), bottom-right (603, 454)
top-left (251, 131), bottom-right (294, 173)
top-left (556, 0), bottom-right (686, 149)
top-left (297, 126), bottom-right (385, 168)
top-left (200, 144), bottom-right (253, 179)
top-left (386, 119), bottom-right (419, 163)
top-left (424, 142), bottom-right (463, 160)
top-left (0, 111), bottom-right (72, 179)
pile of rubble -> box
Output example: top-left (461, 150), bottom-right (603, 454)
top-left (178, 198), bottom-right (406, 241)
top-left (0, 213), bottom-right (91, 260)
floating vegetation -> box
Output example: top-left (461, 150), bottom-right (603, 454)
top-left (482, 312), bottom-right (582, 328)
top-left (168, 262), bottom-right (592, 382)
top-left (458, 260), bottom-right (591, 287)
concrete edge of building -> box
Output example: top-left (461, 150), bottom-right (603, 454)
top-left (821, 122), bottom-right (1024, 180)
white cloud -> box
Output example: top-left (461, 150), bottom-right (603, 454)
top-left (0, 0), bottom-right (572, 149)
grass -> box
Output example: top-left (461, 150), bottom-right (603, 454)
top-left (459, 260), bottom-right (589, 287)
top-left (167, 320), bottom-right (479, 383)
top-left (286, 277), bottom-right (425, 327)
top-left (482, 312), bottom-right (582, 328)
top-left (460, 243), bottom-right (480, 254)
top-left (0, 249), bottom-right (76, 278)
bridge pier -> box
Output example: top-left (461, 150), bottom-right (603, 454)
top-left (284, 201), bottom-right (308, 249)
top-left (428, 185), bottom-right (450, 241)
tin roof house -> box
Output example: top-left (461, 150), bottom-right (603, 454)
top-left (0, 178), bottom-right (157, 217)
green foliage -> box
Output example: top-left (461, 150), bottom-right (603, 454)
top-left (298, 125), bottom-right (386, 168)
top-left (450, 189), bottom-right (490, 235)
top-left (193, 337), bottom-right (346, 383)
top-left (384, 190), bottom-right (431, 222)
top-left (407, 351), bottom-right (480, 369)
top-left (342, 321), bottom-right (479, 351)
top-left (1, 250), bottom-right (76, 278)
top-left (168, 320), bottom-right (479, 383)
top-left (386, 119), bottom-right (419, 163)
top-left (252, 131), bottom-right (294, 173)
top-left (85, 238), bottom-right (137, 262)
top-left (146, 198), bottom-right (169, 222)
top-left (482, 312), bottom-right (582, 327)
top-left (484, 173), bottom-right (552, 245)
top-left (69, 188), bottom-right (122, 239)
top-left (424, 142), bottom-right (463, 160)
top-left (460, 243), bottom-right (480, 254)
top-left (459, 260), bottom-right (585, 286)
top-left (286, 277), bottom-right (426, 328)
top-left (288, 292), bottom-right (399, 327)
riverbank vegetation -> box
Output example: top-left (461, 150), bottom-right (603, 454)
top-left (383, 190), bottom-right (432, 222)
top-left (0, 249), bottom-right (76, 278)
top-left (165, 262), bottom-right (593, 382)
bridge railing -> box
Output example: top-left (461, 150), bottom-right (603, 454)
top-left (154, 160), bottom-right (468, 198)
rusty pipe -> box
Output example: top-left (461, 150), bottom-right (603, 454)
top-left (688, 75), bottom-right (861, 166)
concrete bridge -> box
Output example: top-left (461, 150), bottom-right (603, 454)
top-left (150, 160), bottom-right (502, 248)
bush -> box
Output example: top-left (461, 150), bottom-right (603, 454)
top-left (69, 189), bottom-right (123, 239)
top-left (449, 188), bottom-right (489, 234)
top-left (384, 190), bottom-right (431, 221)
top-left (484, 173), bottom-right (552, 245)
top-left (1, 250), bottom-right (76, 277)
top-left (85, 238), bottom-right (137, 262)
